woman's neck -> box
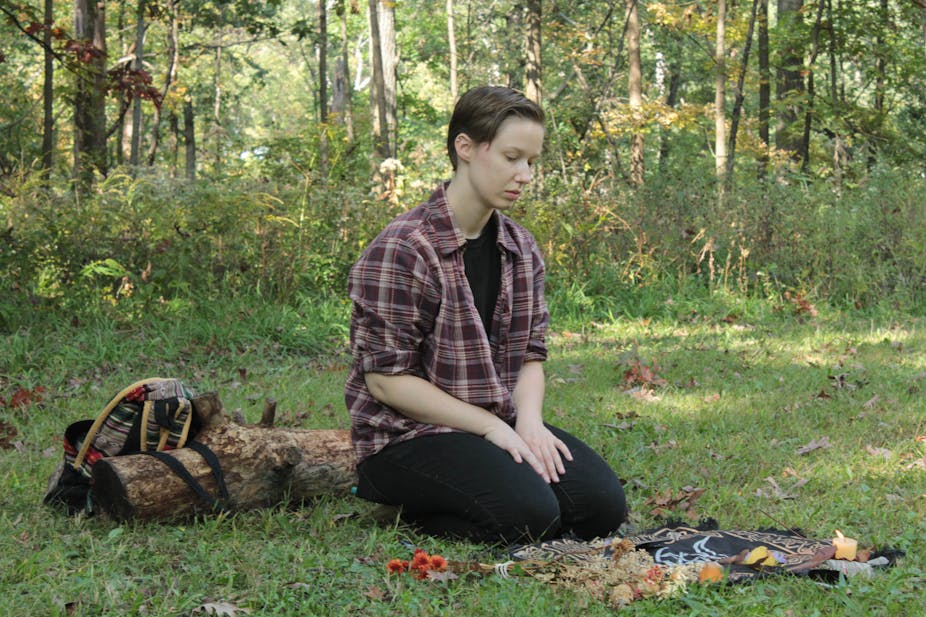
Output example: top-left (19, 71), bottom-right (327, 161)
top-left (445, 176), bottom-right (493, 239)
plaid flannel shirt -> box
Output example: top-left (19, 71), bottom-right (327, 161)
top-left (345, 182), bottom-right (549, 462)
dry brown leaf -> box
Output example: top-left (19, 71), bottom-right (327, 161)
top-left (865, 445), bottom-right (892, 460)
top-left (796, 436), bottom-right (831, 455)
top-left (193, 602), bottom-right (250, 616)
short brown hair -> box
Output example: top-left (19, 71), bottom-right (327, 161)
top-left (447, 86), bottom-right (545, 170)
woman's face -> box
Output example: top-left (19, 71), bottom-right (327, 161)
top-left (462, 116), bottom-right (544, 212)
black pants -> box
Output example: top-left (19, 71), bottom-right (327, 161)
top-left (356, 425), bottom-right (627, 545)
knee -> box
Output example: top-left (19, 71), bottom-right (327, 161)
top-left (575, 482), bottom-right (628, 540)
top-left (496, 490), bottom-right (562, 544)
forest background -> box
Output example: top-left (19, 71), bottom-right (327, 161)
top-left (1, 0), bottom-right (925, 334)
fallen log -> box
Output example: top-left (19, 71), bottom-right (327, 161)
top-left (90, 392), bottom-right (358, 521)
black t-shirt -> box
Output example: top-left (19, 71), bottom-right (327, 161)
top-left (463, 214), bottom-right (501, 335)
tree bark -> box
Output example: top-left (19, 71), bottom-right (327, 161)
top-left (525, 0), bottom-right (542, 103)
top-left (757, 0), bottom-right (770, 178)
top-left (147, 0), bottom-right (180, 166)
top-left (800, 0), bottom-right (826, 172)
top-left (90, 393), bottom-right (357, 521)
top-left (41, 0), bottom-right (54, 174)
top-left (73, 0), bottom-right (109, 185)
top-left (378, 0), bottom-right (398, 157)
top-left (368, 0), bottom-right (390, 160)
top-left (714, 0), bottom-right (727, 180)
top-left (776, 0), bottom-right (805, 159)
top-left (184, 97), bottom-right (196, 180)
top-left (129, 0), bottom-right (145, 167)
top-left (726, 0), bottom-right (760, 181)
top-left (332, 2), bottom-right (354, 141)
top-left (447, 0), bottom-right (458, 101)
top-left (626, 0), bottom-right (643, 187)
top-left (318, 0), bottom-right (329, 181)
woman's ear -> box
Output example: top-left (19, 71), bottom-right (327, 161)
top-left (454, 133), bottom-right (474, 165)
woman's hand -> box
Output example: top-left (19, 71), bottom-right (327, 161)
top-left (514, 417), bottom-right (573, 483)
top-left (483, 422), bottom-right (551, 482)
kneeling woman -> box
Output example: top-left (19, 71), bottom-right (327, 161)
top-left (345, 86), bottom-right (627, 544)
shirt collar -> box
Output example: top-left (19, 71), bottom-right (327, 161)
top-left (426, 182), bottom-right (522, 257)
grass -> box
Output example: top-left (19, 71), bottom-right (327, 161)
top-left (1, 296), bottom-right (924, 616)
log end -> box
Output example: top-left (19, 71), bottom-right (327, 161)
top-left (91, 459), bottom-right (135, 521)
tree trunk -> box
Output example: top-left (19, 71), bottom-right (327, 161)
top-left (41, 0), bottom-right (54, 174)
top-left (627, 0), bottom-right (643, 187)
top-left (447, 0), bottom-right (458, 101)
top-left (800, 0), bottom-right (826, 173)
top-left (378, 0), bottom-right (398, 157)
top-left (168, 110), bottom-right (179, 177)
top-left (757, 0), bottom-right (770, 179)
top-left (90, 393), bottom-right (357, 521)
top-left (874, 0), bottom-right (887, 114)
top-left (714, 0), bottom-right (727, 180)
top-left (657, 64), bottom-right (681, 172)
top-left (525, 0), bottom-right (542, 103)
top-left (129, 0), bottom-right (145, 167)
top-left (184, 97), bottom-right (196, 180)
top-left (726, 0), bottom-right (760, 181)
top-left (332, 2), bottom-right (354, 141)
top-left (73, 0), bottom-right (109, 185)
top-left (147, 0), bottom-right (180, 166)
top-left (775, 0), bottom-right (804, 159)
top-left (212, 42), bottom-right (223, 171)
top-left (318, 0), bottom-right (329, 181)
top-left (368, 0), bottom-right (390, 160)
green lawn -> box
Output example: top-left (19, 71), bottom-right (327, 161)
top-left (1, 304), bottom-right (923, 616)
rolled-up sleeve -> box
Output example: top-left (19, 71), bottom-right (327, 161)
top-left (524, 240), bottom-right (549, 363)
top-left (348, 236), bottom-right (436, 378)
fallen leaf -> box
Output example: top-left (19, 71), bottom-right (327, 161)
top-left (756, 476), bottom-right (807, 500)
top-left (425, 570), bottom-right (458, 582)
top-left (862, 395), bottom-right (881, 409)
top-left (796, 436), bottom-right (831, 455)
top-left (865, 445), bottom-right (892, 460)
top-left (364, 585), bottom-right (386, 599)
top-left (193, 602), bottom-right (250, 616)
top-left (0, 421), bottom-right (18, 450)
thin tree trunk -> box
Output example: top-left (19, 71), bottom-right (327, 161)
top-left (447, 0), bottom-right (458, 101)
top-left (626, 0), bottom-right (643, 187)
top-left (505, 3), bottom-right (525, 91)
top-left (318, 0), bottom-right (329, 181)
top-left (875, 0), bottom-right (887, 114)
top-left (378, 0), bottom-right (397, 157)
top-left (800, 0), bottom-right (826, 173)
top-left (714, 0), bottom-right (727, 180)
top-left (168, 110), bottom-right (179, 177)
top-left (726, 0), bottom-right (760, 181)
top-left (827, 0), bottom-right (843, 191)
top-left (657, 62), bottom-right (681, 172)
top-left (757, 0), bottom-right (770, 179)
top-left (147, 0), bottom-right (180, 166)
top-left (41, 0), bottom-right (54, 174)
top-left (332, 2), bottom-right (353, 141)
top-left (73, 0), bottom-right (109, 185)
top-left (368, 0), bottom-right (390, 160)
top-left (525, 0), bottom-right (542, 103)
top-left (212, 31), bottom-right (224, 171)
top-left (184, 97), bottom-right (196, 180)
top-left (776, 0), bottom-right (804, 159)
top-left (129, 0), bottom-right (145, 167)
